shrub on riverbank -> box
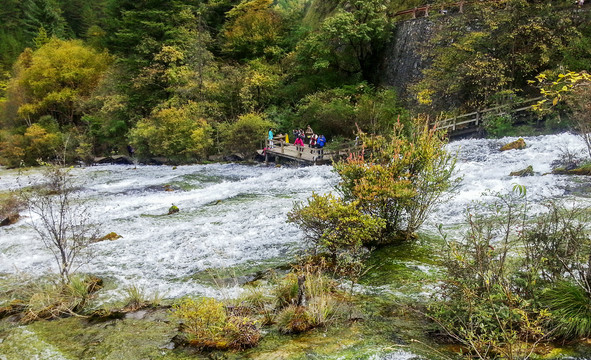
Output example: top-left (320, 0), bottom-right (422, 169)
top-left (171, 297), bottom-right (260, 350)
top-left (0, 274), bottom-right (102, 323)
top-left (433, 189), bottom-right (591, 358)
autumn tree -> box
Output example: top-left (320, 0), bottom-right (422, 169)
top-left (532, 70), bottom-right (591, 157)
top-left (413, 0), bottom-right (576, 112)
top-left (5, 38), bottom-right (111, 127)
top-left (129, 102), bottom-right (213, 161)
top-left (221, 0), bottom-right (284, 60)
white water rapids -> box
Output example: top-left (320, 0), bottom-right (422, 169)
top-left (0, 133), bottom-right (589, 303)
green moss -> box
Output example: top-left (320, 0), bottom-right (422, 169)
top-left (360, 238), bottom-right (442, 290)
top-left (23, 314), bottom-right (178, 360)
top-left (168, 205), bottom-right (179, 215)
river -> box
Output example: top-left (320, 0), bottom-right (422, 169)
top-left (0, 132), bottom-right (589, 304)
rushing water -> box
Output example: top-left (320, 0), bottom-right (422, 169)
top-left (0, 133), bottom-right (589, 303)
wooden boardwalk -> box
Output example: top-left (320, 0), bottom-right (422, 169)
top-left (257, 140), bottom-right (350, 165)
top-left (260, 97), bottom-right (543, 164)
top-left (430, 97), bottom-right (542, 136)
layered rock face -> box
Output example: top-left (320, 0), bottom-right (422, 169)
top-left (380, 17), bottom-right (435, 97)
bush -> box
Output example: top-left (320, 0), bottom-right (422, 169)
top-left (276, 305), bottom-right (314, 334)
top-left (433, 191), bottom-right (552, 359)
top-left (295, 85), bottom-right (409, 139)
top-left (432, 191), bottom-right (591, 357)
top-left (334, 117), bottom-right (458, 243)
top-left (219, 112), bottom-right (274, 155)
top-left (545, 282), bottom-right (591, 340)
top-left (171, 297), bottom-right (260, 350)
top-left (288, 193), bottom-right (385, 255)
top-left (484, 113), bottom-right (514, 138)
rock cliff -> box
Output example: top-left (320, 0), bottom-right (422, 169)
top-left (379, 17), bottom-right (435, 98)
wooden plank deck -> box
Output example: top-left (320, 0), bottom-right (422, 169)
top-left (257, 141), bottom-right (338, 165)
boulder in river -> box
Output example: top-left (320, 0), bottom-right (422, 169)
top-left (0, 214), bottom-right (19, 227)
top-left (168, 205), bottom-right (179, 215)
top-left (96, 232), bottom-right (122, 242)
top-left (500, 138), bottom-right (526, 151)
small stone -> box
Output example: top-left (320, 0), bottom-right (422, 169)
top-left (158, 342), bottom-right (176, 350)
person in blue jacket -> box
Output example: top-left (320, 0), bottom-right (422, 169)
top-left (316, 134), bottom-right (326, 148)
top-left (268, 128), bottom-right (274, 148)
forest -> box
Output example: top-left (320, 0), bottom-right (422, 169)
top-left (1, 0), bottom-right (590, 166)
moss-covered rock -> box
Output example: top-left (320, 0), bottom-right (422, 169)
top-left (553, 164), bottom-right (591, 176)
top-left (500, 138), bottom-right (526, 151)
top-left (510, 165), bottom-right (534, 177)
top-left (96, 232), bottom-right (122, 242)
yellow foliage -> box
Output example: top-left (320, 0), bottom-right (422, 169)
top-left (171, 297), bottom-right (260, 350)
top-left (8, 38), bottom-right (111, 124)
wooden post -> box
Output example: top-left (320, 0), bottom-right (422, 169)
top-left (425, 5), bottom-right (429, 17)
top-left (452, 117), bottom-right (456, 131)
top-left (459, 1), bottom-right (464, 13)
top-left (476, 110), bottom-right (480, 126)
top-left (412, 8), bottom-right (417, 18)
top-left (281, 140), bottom-right (284, 154)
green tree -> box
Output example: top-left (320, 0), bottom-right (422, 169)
top-left (219, 112), bottom-right (273, 155)
top-left (6, 38), bottom-right (111, 127)
top-left (221, 0), bottom-right (284, 60)
top-left (129, 102), bottom-right (213, 161)
top-left (295, 85), bottom-right (409, 142)
top-left (295, 0), bottom-right (391, 82)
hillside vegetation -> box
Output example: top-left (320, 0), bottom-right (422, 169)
top-left (0, 0), bottom-right (590, 165)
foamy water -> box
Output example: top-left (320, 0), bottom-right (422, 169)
top-left (1, 133), bottom-right (589, 302)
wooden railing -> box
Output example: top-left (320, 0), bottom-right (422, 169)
top-left (393, 1), bottom-right (466, 18)
top-left (430, 97), bottom-right (543, 132)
